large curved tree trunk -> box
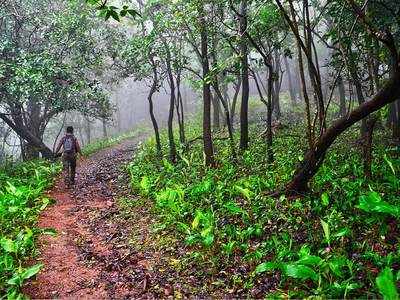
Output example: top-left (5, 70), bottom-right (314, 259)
top-left (0, 113), bottom-right (54, 159)
top-left (286, 66), bottom-right (400, 195)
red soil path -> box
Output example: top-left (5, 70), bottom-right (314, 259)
top-left (24, 138), bottom-right (150, 299)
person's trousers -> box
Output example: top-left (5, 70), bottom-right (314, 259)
top-left (62, 153), bottom-right (77, 185)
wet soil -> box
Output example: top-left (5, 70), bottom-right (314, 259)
top-left (24, 134), bottom-right (269, 299)
top-left (24, 136), bottom-right (163, 299)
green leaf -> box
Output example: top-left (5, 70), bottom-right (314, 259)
top-left (297, 255), bottom-right (322, 267)
top-left (283, 264), bottom-right (318, 282)
top-left (127, 9), bottom-right (139, 18)
top-left (21, 264), bottom-right (43, 280)
top-left (224, 201), bottom-right (243, 214)
top-left (255, 262), bottom-right (279, 274)
top-left (328, 256), bottom-right (348, 278)
top-left (1, 238), bottom-right (16, 253)
top-left (140, 176), bottom-right (151, 195)
top-left (185, 234), bottom-right (197, 246)
top-left (383, 154), bottom-right (396, 175)
top-left (109, 9), bottom-right (120, 22)
top-left (192, 211), bottom-right (202, 229)
top-left (234, 185), bottom-right (253, 201)
top-left (357, 192), bottom-right (400, 218)
top-left (320, 219), bottom-right (330, 244)
top-left (41, 228), bottom-right (57, 236)
top-left (203, 234), bottom-right (214, 247)
top-left (334, 227), bottom-right (352, 238)
top-left (321, 192), bottom-right (329, 206)
top-left (376, 267), bottom-right (398, 300)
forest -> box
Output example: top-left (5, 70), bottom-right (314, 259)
top-left (0, 0), bottom-right (399, 298)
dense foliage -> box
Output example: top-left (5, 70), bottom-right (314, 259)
top-left (0, 0), bottom-right (117, 159)
top-left (0, 0), bottom-right (399, 298)
top-left (129, 104), bottom-right (399, 298)
top-left (0, 161), bottom-right (60, 298)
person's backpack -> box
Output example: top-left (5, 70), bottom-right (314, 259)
top-left (63, 135), bottom-right (76, 154)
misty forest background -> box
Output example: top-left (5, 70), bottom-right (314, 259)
top-left (1, 0), bottom-right (400, 298)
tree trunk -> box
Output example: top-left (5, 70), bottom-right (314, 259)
top-left (211, 93), bottom-right (220, 129)
top-left (337, 75), bottom-right (346, 117)
top-left (346, 49), bottom-right (367, 134)
top-left (393, 99), bottom-right (400, 140)
top-left (0, 113), bottom-right (54, 159)
top-left (102, 117), bottom-right (108, 138)
top-left (266, 64), bottom-right (274, 163)
top-left (177, 73), bottom-right (186, 144)
top-left (199, 4), bottom-right (215, 167)
top-left (148, 56), bottom-right (162, 154)
top-left (25, 99), bottom-right (41, 159)
top-left (213, 83), bottom-right (237, 159)
top-left (85, 117), bottom-right (91, 144)
top-left (252, 66), bottom-right (274, 163)
top-left (165, 62), bottom-right (177, 163)
top-left (294, 55), bottom-right (302, 102)
top-left (273, 50), bottom-right (281, 119)
top-left (230, 76), bottom-right (242, 125)
top-left (363, 116), bottom-right (377, 178)
top-left (286, 66), bottom-right (400, 195)
top-left (284, 55), bottom-right (296, 105)
top-left (239, 0), bottom-right (250, 151)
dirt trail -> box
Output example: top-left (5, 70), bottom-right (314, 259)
top-left (25, 136), bottom-right (159, 299)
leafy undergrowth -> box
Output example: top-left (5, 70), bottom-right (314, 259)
top-left (0, 161), bottom-right (60, 298)
top-left (128, 121), bottom-right (399, 298)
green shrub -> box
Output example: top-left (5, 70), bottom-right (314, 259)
top-left (0, 161), bottom-right (60, 297)
top-left (128, 121), bottom-right (400, 298)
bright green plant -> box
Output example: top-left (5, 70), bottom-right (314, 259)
top-left (376, 267), bottom-right (399, 300)
top-left (0, 160), bottom-right (60, 297)
top-left (357, 191), bottom-right (400, 218)
top-left (128, 119), bottom-right (400, 298)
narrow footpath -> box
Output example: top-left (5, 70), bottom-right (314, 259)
top-left (24, 134), bottom-right (238, 299)
top-left (25, 135), bottom-right (161, 299)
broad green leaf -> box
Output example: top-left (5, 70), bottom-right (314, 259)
top-left (376, 267), bottom-right (398, 300)
top-left (357, 192), bottom-right (400, 218)
top-left (297, 255), bottom-right (322, 267)
top-left (200, 226), bottom-right (212, 237)
top-left (20, 264), bottom-right (43, 280)
top-left (334, 227), bottom-right (352, 238)
top-left (255, 262), bottom-right (279, 274)
top-left (283, 264), bottom-right (318, 282)
top-left (298, 244), bottom-right (311, 257)
top-left (140, 176), bottom-right (151, 195)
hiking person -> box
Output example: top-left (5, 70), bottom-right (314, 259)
top-left (55, 126), bottom-right (83, 187)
